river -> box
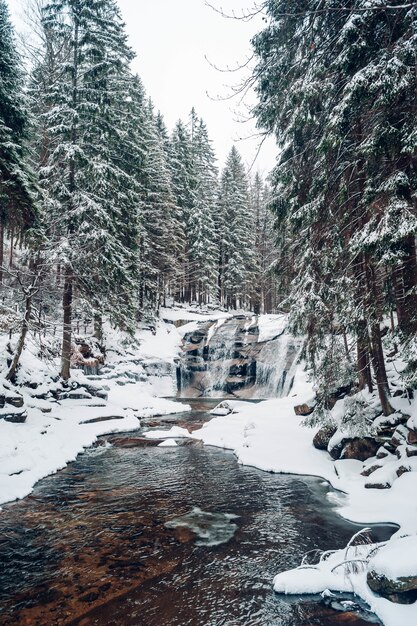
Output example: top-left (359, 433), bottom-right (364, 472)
top-left (0, 399), bottom-right (390, 625)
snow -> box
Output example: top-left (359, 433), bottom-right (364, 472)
top-left (160, 306), bottom-right (231, 325)
top-left (189, 364), bottom-right (417, 626)
top-left (158, 439), bottom-right (178, 447)
top-left (257, 313), bottom-right (288, 343)
top-left (144, 425), bottom-right (191, 439)
top-left (369, 535), bottom-right (417, 580)
top-left (0, 321), bottom-right (189, 509)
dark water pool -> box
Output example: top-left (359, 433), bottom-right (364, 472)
top-left (0, 399), bottom-right (389, 625)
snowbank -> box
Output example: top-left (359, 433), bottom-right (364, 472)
top-left (0, 321), bottom-right (189, 508)
top-left (257, 313), bottom-right (288, 343)
top-left (188, 367), bottom-right (417, 626)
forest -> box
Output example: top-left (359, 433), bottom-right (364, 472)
top-left (253, 0), bottom-right (417, 423)
top-left (0, 0), bottom-right (277, 383)
top-left (1, 2), bottom-right (417, 626)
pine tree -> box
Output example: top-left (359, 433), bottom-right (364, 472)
top-left (249, 173), bottom-right (277, 313)
top-left (188, 116), bottom-right (219, 303)
top-left (0, 0), bottom-right (38, 277)
top-left (169, 119), bottom-right (198, 302)
top-left (252, 1), bottom-right (417, 416)
top-left (37, 0), bottom-right (142, 378)
top-left (218, 146), bottom-right (256, 309)
top-left (139, 100), bottom-right (184, 315)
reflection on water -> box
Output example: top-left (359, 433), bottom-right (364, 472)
top-left (0, 400), bottom-right (388, 625)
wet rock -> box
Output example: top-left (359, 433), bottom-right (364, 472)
top-left (112, 437), bottom-right (163, 448)
top-left (367, 571), bottom-right (417, 604)
top-left (313, 425), bottom-right (337, 450)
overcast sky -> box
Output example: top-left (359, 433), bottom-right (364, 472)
top-left (8, 0), bottom-right (277, 174)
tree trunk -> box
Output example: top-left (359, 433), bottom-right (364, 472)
top-left (357, 321), bottom-right (373, 392)
top-left (370, 323), bottom-right (393, 416)
top-left (0, 222), bottom-right (3, 284)
top-left (6, 293), bottom-right (33, 382)
top-left (94, 312), bottom-right (103, 344)
top-left (60, 268), bottom-right (73, 380)
top-left (9, 229), bottom-right (14, 268)
top-left (396, 235), bottom-right (417, 335)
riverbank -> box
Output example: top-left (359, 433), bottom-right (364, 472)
top-left (166, 369), bottom-right (417, 626)
top-left (0, 398), bottom-right (386, 626)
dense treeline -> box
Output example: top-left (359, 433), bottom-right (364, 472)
top-left (252, 0), bottom-right (417, 419)
top-left (0, 0), bottom-right (278, 381)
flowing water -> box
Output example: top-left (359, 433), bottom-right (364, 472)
top-left (0, 399), bottom-right (390, 626)
top-left (178, 315), bottom-right (304, 399)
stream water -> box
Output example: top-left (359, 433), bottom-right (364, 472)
top-left (0, 399), bottom-right (390, 625)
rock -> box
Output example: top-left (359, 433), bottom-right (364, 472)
top-left (1, 409), bottom-right (27, 424)
top-left (294, 401), bottom-right (316, 417)
top-left (391, 425), bottom-right (409, 448)
top-left (364, 481), bottom-right (391, 489)
top-left (406, 445), bottom-right (417, 457)
top-left (340, 437), bottom-right (379, 462)
top-left (313, 425), bottom-right (337, 450)
top-left (6, 394), bottom-right (24, 408)
top-left (407, 429), bottom-right (417, 445)
top-left (367, 572), bottom-right (417, 604)
top-left (396, 465), bottom-right (411, 477)
top-left (361, 463), bottom-right (382, 477)
top-left (112, 437), bottom-right (163, 448)
top-left (376, 446), bottom-right (389, 459)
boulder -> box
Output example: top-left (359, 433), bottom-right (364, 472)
top-left (407, 429), bottom-right (417, 445)
top-left (294, 401), bottom-right (316, 417)
top-left (391, 425), bottom-right (409, 448)
top-left (406, 445), bottom-right (417, 458)
top-left (364, 481), bottom-right (391, 489)
top-left (1, 409), bottom-right (27, 423)
top-left (313, 425), bottom-right (337, 450)
top-left (361, 463), bottom-right (382, 477)
top-left (367, 572), bottom-right (417, 604)
top-left (330, 437), bottom-right (379, 462)
top-left (5, 393), bottom-right (24, 408)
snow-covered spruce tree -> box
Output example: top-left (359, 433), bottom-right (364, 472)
top-left (188, 115), bottom-right (219, 304)
top-left (35, 0), bottom-right (142, 379)
top-left (217, 146), bottom-right (256, 309)
top-left (252, 1), bottom-right (417, 418)
top-left (249, 173), bottom-right (278, 313)
top-left (169, 117), bottom-right (202, 304)
top-left (138, 100), bottom-right (185, 316)
top-left (0, 0), bottom-right (38, 279)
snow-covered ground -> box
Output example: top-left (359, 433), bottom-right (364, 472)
top-left (0, 317), bottom-right (192, 509)
top-left (2, 307), bottom-right (416, 625)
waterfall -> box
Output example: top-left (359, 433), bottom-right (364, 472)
top-left (204, 318), bottom-right (239, 395)
top-left (253, 335), bottom-right (303, 398)
top-left (177, 314), bottom-right (302, 399)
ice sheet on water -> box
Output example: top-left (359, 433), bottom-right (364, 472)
top-left (165, 506), bottom-right (239, 546)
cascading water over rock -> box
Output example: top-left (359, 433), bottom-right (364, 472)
top-left (177, 315), bottom-right (303, 399)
